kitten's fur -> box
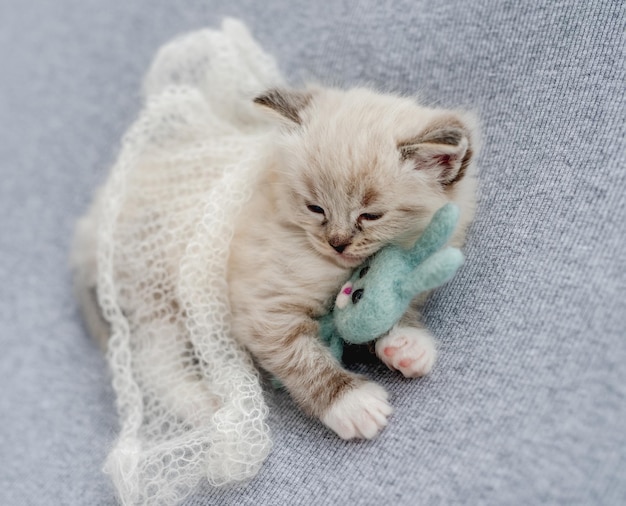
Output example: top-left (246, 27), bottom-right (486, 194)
top-left (228, 87), bottom-right (478, 438)
top-left (72, 86), bottom-right (478, 440)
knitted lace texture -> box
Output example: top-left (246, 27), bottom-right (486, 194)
top-left (95, 19), bottom-right (281, 505)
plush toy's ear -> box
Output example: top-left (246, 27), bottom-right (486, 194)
top-left (407, 203), bottom-right (460, 267)
top-left (400, 247), bottom-right (464, 300)
top-left (253, 88), bottom-right (314, 125)
top-left (399, 115), bottom-right (475, 186)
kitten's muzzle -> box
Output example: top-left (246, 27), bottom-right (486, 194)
top-left (328, 237), bottom-right (352, 254)
top-left (331, 243), bottom-right (349, 254)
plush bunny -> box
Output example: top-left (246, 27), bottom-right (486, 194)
top-left (319, 203), bottom-right (465, 362)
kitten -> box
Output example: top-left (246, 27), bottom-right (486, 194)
top-left (227, 86), bottom-right (478, 439)
top-left (72, 85), bottom-right (478, 440)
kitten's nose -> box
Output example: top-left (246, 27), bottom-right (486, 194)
top-left (329, 239), bottom-right (351, 254)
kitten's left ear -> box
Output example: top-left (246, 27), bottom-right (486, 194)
top-left (399, 115), bottom-right (476, 186)
top-left (253, 88), bottom-right (314, 125)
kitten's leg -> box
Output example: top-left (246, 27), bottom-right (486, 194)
top-left (138, 329), bottom-right (221, 426)
top-left (375, 302), bottom-right (437, 378)
top-left (248, 318), bottom-right (392, 439)
top-left (375, 325), bottom-right (437, 378)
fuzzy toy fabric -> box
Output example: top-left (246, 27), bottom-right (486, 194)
top-left (320, 203), bottom-right (464, 361)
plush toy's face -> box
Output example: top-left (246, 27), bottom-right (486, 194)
top-left (333, 246), bottom-right (409, 344)
top-left (329, 203), bottom-right (464, 347)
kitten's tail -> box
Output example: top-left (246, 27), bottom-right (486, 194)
top-left (70, 198), bottom-right (110, 351)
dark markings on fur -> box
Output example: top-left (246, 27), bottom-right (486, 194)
top-left (398, 205), bottom-right (425, 215)
top-left (254, 324), bottom-right (361, 417)
top-left (267, 303), bottom-right (318, 319)
top-left (398, 113), bottom-right (467, 155)
top-left (282, 320), bottom-right (319, 347)
top-left (444, 146), bottom-right (473, 187)
top-left (303, 176), bottom-right (320, 202)
top-left (311, 369), bottom-right (361, 416)
top-left (398, 117), bottom-right (473, 187)
top-left (85, 285), bottom-right (111, 350)
top-left (328, 233), bottom-right (353, 249)
top-left (253, 88), bottom-right (313, 125)
top-left (361, 187), bottom-right (380, 207)
top-left (398, 127), bottom-right (464, 160)
top-left (398, 142), bottom-right (418, 161)
top-left (419, 127), bottom-right (463, 146)
top-left (285, 345), bottom-right (361, 417)
top-left (419, 116), bottom-right (466, 141)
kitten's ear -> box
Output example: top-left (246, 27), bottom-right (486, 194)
top-left (253, 88), bottom-right (314, 125)
top-left (399, 115), bottom-right (475, 186)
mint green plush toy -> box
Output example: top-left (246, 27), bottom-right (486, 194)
top-left (318, 203), bottom-right (465, 362)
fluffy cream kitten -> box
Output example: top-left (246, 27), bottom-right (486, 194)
top-left (228, 86), bottom-right (478, 439)
top-left (72, 85), bottom-right (478, 440)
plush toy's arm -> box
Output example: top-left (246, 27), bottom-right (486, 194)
top-left (399, 247), bottom-right (464, 300)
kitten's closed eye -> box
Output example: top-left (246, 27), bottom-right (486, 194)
top-left (307, 204), bottom-right (325, 215)
top-left (359, 213), bottom-right (383, 222)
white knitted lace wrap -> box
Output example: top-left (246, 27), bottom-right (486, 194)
top-left (95, 19), bottom-right (282, 505)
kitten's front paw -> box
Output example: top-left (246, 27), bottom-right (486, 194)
top-left (321, 382), bottom-right (392, 440)
top-left (376, 326), bottom-right (437, 378)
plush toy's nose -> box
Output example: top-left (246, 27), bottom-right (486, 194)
top-left (335, 282), bottom-right (353, 309)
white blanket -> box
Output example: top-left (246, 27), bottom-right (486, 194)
top-left (94, 19), bottom-right (281, 505)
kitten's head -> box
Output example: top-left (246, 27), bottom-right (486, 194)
top-left (254, 87), bottom-right (478, 268)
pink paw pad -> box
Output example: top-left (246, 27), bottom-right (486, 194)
top-left (398, 358), bottom-right (413, 368)
top-left (383, 347), bottom-right (396, 357)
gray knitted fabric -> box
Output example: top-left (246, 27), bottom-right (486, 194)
top-left (1, 1), bottom-right (624, 505)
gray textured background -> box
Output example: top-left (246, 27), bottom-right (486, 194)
top-left (1, 1), bottom-right (624, 504)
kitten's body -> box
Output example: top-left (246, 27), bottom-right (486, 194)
top-left (72, 86), bottom-right (478, 440)
top-left (228, 87), bottom-right (478, 438)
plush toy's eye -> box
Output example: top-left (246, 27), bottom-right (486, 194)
top-left (351, 288), bottom-right (364, 304)
top-left (307, 204), bottom-right (325, 215)
top-left (358, 266), bottom-right (370, 279)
